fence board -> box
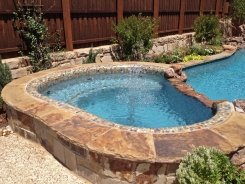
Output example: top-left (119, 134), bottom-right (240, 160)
top-left (71, 14), bottom-right (116, 46)
top-left (0, 14), bottom-right (21, 52)
top-left (159, 0), bottom-right (180, 12)
top-left (124, 0), bottom-right (153, 12)
top-left (0, 0), bottom-right (16, 13)
top-left (42, 0), bottom-right (62, 13)
top-left (71, 0), bottom-right (116, 13)
top-left (185, 0), bottom-right (200, 12)
top-left (184, 13), bottom-right (199, 30)
top-left (0, 0), bottom-right (230, 58)
top-left (204, 0), bottom-right (216, 12)
top-left (159, 13), bottom-right (179, 34)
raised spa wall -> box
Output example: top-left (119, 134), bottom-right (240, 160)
top-left (3, 57), bottom-right (245, 184)
top-left (2, 33), bottom-right (193, 79)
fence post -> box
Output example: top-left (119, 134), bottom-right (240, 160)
top-left (200, 0), bottom-right (204, 15)
top-left (62, 0), bottom-right (73, 51)
top-left (215, 0), bottom-right (220, 16)
top-left (179, 0), bottom-right (186, 34)
top-left (117, 0), bottom-right (123, 24)
top-left (153, 0), bottom-right (159, 37)
top-left (222, 1), bottom-right (228, 18)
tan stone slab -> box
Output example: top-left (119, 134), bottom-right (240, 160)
top-left (154, 129), bottom-right (235, 163)
top-left (15, 98), bottom-right (47, 112)
top-left (213, 112), bottom-right (245, 149)
top-left (2, 84), bottom-right (25, 99)
top-left (87, 128), bottom-right (156, 162)
top-left (26, 103), bottom-right (76, 125)
top-left (7, 70), bottom-right (52, 85)
top-left (53, 116), bottom-right (113, 147)
top-left (2, 83), bottom-right (76, 125)
top-left (11, 66), bottom-right (32, 79)
top-left (2, 57), bottom-right (22, 69)
top-left (1, 84), bottom-right (46, 110)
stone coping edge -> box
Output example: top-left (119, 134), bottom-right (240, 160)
top-left (26, 64), bottom-right (234, 134)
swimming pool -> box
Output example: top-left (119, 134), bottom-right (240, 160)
top-left (186, 49), bottom-right (245, 101)
top-left (42, 72), bottom-right (212, 128)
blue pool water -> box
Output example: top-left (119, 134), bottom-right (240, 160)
top-left (186, 49), bottom-right (245, 101)
top-left (42, 72), bottom-right (212, 128)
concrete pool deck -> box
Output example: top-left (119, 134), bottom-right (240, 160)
top-left (2, 50), bottom-right (245, 184)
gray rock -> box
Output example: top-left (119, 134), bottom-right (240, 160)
top-left (164, 68), bottom-right (176, 79)
top-left (95, 53), bottom-right (103, 63)
top-left (2, 58), bottom-right (20, 70)
top-left (101, 54), bottom-right (113, 63)
top-left (11, 66), bottom-right (32, 79)
top-left (223, 44), bottom-right (237, 51)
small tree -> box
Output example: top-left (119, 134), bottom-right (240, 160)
top-left (0, 61), bottom-right (12, 92)
top-left (13, 3), bottom-right (52, 72)
top-left (0, 57), bottom-right (12, 110)
top-left (194, 15), bottom-right (222, 45)
top-left (231, 0), bottom-right (245, 24)
top-left (113, 14), bottom-right (157, 61)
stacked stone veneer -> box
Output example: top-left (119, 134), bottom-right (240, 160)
top-left (225, 24), bottom-right (245, 49)
top-left (6, 107), bottom-right (179, 184)
top-left (2, 33), bottom-right (193, 79)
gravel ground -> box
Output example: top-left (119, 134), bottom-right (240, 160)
top-left (0, 133), bottom-right (91, 184)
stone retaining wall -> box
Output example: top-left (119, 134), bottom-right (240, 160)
top-left (225, 24), bottom-right (245, 48)
top-left (2, 33), bottom-right (193, 79)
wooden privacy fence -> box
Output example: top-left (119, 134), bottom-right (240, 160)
top-left (0, 0), bottom-right (230, 58)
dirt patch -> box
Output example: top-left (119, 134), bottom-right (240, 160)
top-left (0, 113), bottom-right (7, 127)
top-left (234, 100), bottom-right (245, 112)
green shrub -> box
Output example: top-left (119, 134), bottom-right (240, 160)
top-left (172, 47), bottom-right (187, 58)
top-left (84, 48), bottom-right (100, 64)
top-left (188, 45), bottom-right (215, 56)
top-left (183, 54), bottom-right (204, 62)
top-left (0, 59), bottom-right (12, 110)
top-left (48, 30), bottom-right (64, 54)
top-left (188, 45), bottom-right (224, 56)
top-left (13, 4), bottom-right (52, 72)
top-left (209, 45), bottom-right (224, 53)
top-left (194, 15), bottom-right (222, 45)
top-left (153, 55), bottom-right (175, 64)
top-left (152, 47), bottom-right (185, 64)
top-left (151, 44), bottom-right (221, 64)
top-left (176, 147), bottom-right (245, 184)
top-left (153, 54), bottom-right (182, 64)
top-left (0, 62), bottom-right (12, 92)
top-left (231, 0), bottom-right (245, 23)
top-left (0, 96), bottom-right (3, 111)
top-left (113, 14), bottom-right (157, 61)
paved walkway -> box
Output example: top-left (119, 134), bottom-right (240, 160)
top-left (0, 133), bottom-right (90, 184)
